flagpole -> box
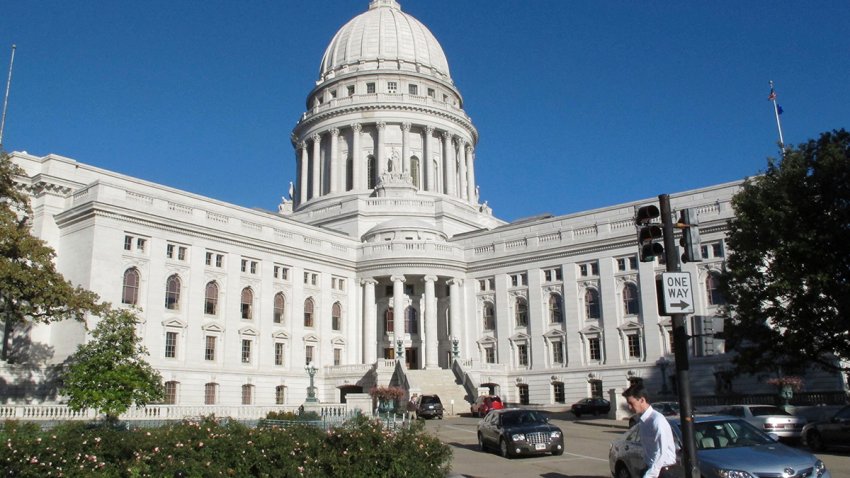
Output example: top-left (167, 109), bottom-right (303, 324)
top-left (0, 44), bottom-right (16, 149)
top-left (768, 80), bottom-right (785, 156)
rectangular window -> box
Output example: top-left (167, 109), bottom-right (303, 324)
top-left (588, 337), bottom-right (601, 361)
top-left (553, 382), bottom-right (565, 404)
top-left (167, 244), bottom-right (175, 259)
top-left (275, 385), bottom-right (286, 405)
top-left (275, 343), bottom-right (285, 366)
top-left (241, 260), bottom-right (247, 273)
top-left (701, 245), bottom-right (709, 259)
top-left (334, 348), bottom-right (341, 366)
top-left (617, 258), bottom-right (626, 271)
top-left (250, 261), bottom-right (257, 274)
top-left (552, 341), bottom-right (564, 364)
top-left (205, 336), bottom-right (216, 361)
top-left (517, 344), bottom-right (528, 366)
top-left (591, 263), bottom-right (599, 276)
top-left (629, 256), bottom-right (638, 270)
top-left (485, 346), bottom-right (495, 364)
top-left (387, 81), bottom-right (397, 93)
top-left (241, 339), bottom-right (252, 364)
top-left (136, 238), bottom-right (146, 252)
top-left (712, 242), bottom-right (724, 258)
top-left (124, 235), bottom-right (133, 251)
top-left (274, 265), bottom-right (290, 280)
top-left (545, 270), bottom-right (552, 282)
top-left (305, 345), bottom-right (314, 365)
top-left (366, 82), bottom-right (375, 94)
top-left (215, 254), bottom-right (223, 268)
top-left (165, 332), bottom-right (177, 358)
top-left (241, 385), bottom-right (253, 405)
top-left (580, 264), bottom-right (588, 276)
top-left (427, 88), bottom-right (435, 98)
top-left (347, 85), bottom-right (355, 96)
top-left (408, 84), bottom-right (418, 95)
top-left (330, 89), bottom-right (337, 99)
top-left (178, 246), bottom-right (186, 261)
top-left (628, 334), bottom-right (641, 358)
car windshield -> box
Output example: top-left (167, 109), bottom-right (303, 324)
top-left (502, 411), bottom-right (546, 427)
top-left (749, 406), bottom-right (791, 416)
top-left (691, 419), bottom-right (775, 450)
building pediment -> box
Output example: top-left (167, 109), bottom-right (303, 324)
top-left (161, 318), bottom-right (187, 329)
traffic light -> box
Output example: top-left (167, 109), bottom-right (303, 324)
top-left (635, 204), bottom-right (664, 262)
top-left (678, 208), bottom-right (701, 263)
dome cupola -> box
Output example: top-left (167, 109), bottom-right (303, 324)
top-left (317, 0), bottom-right (451, 85)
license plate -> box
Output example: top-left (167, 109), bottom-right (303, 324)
top-left (428, 405), bottom-right (434, 409)
top-left (535, 444), bottom-right (546, 450)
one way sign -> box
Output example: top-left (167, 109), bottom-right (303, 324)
top-left (661, 272), bottom-right (695, 314)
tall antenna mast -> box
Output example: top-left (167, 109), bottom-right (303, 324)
top-left (0, 44), bottom-right (16, 149)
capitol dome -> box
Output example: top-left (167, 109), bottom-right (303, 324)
top-left (317, 0), bottom-right (451, 84)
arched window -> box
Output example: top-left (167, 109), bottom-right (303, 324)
top-left (549, 294), bottom-right (563, 323)
top-left (404, 306), bottom-right (418, 334)
top-left (204, 281), bottom-right (219, 315)
top-left (585, 289), bottom-right (600, 319)
top-left (163, 381), bottom-right (178, 405)
top-left (273, 292), bottom-right (286, 324)
top-left (241, 287), bottom-right (253, 320)
top-left (332, 302), bottom-right (342, 331)
top-left (706, 273), bottom-right (726, 306)
top-left (304, 298), bottom-right (315, 327)
top-left (367, 155), bottom-right (376, 189)
top-left (411, 156), bottom-right (420, 189)
top-left (483, 302), bottom-right (495, 330)
top-left (515, 298), bottom-right (528, 327)
top-left (122, 268), bottom-right (140, 305)
top-left (384, 307), bottom-right (394, 334)
top-left (623, 283), bottom-right (640, 315)
top-left (165, 274), bottom-right (181, 310)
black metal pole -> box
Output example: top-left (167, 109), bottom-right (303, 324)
top-left (659, 194), bottom-right (699, 478)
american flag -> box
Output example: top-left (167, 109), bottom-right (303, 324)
top-left (768, 88), bottom-right (776, 101)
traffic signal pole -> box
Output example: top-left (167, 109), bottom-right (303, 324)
top-left (659, 194), bottom-right (699, 478)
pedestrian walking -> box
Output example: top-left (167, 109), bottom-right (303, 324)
top-left (622, 384), bottom-right (683, 478)
top-left (407, 393), bottom-right (418, 420)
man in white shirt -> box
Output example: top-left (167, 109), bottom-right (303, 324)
top-left (623, 384), bottom-right (683, 478)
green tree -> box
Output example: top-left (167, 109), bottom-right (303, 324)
top-left (0, 151), bottom-right (104, 361)
top-left (721, 129), bottom-right (850, 374)
top-left (63, 307), bottom-right (163, 421)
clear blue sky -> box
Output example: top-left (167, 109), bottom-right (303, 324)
top-left (2, 1), bottom-right (848, 222)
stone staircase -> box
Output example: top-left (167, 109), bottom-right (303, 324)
top-left (405, 369), bottom-right (471, 416)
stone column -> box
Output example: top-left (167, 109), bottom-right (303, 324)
top-left (466, 145), bottom-right (477, 205)
top-left (424, 126), bottom-right (434, 192)
top-left (391, 275), bottom-right (406, 342)
top-left (351, 123), bottom-right (362, 190)
top-left (329, 128), bottom-right (340, 193)
top-left (458, 139), bottom-right (468, 200)
top-left (424, 275), bottom-right (439, 369)
top-left (447, 278), bottom-right (462, 349)
top-left (376, 122), bottom-right (387, 176)
top-left (311, 133), bottom-right (321, 198)
top-left (299, 142), bottom-right (309, 204)
top-left (401, 122), bottom-right (411, 174)
top-left (362, 278), bottom-right (378, 364)
top-left (442, 132), bottom-right (454, 196)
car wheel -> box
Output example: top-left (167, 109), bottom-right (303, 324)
top-left (478, 433), bottom-right (487, 452)
top-left (573, 412), bottom-right (581, 418)
top-left (615, 463), bottom-right (632, 478)
top-left (499, 438), bottom-right (513, 459)
top-left (807, 431), bottom-right (825, 452)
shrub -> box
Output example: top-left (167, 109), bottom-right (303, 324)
top-left (0, 415), bottom-right (451, 477)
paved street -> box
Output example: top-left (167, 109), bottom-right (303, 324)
top-left (423, 414), bottom-right (850, 478)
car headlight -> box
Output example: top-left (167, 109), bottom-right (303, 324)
top-left (815, 459), bottom-right (827, 477)
top-left (550, 431), bottom-right (562, 438)
top-left (716, 470), bottom-right (756, 478)
top-left (511, 433), bottom-right (526, 441)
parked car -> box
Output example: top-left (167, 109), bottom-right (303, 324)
top-left (415, 394), bottom-right (444, 419)
top-left (571, 397), bottom-right (611, 417)
top-left (609, 415), bottom-right (831, 478)
top-left (470, 395), bottom-right (504, 417)
top-left (477, 408), bottom-right (564, 458)
top-left (717, 404), bottom-right (806, 440)
top-left (803, 405), bottom-right (850, 451)
top-left (628, 401), bottom-right (681, 428)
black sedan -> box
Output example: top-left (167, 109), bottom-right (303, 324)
top-left (803, 405), bottom-right (850, 451)
top-left (571, 397), bottom-right (611, 417)
top-left (477, 409), bottom-right (564, 458)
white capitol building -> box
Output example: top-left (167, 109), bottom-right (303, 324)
top-left (5, 0), bottom-right (842, 412)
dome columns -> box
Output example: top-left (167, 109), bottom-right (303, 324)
top-left (292, 121), bottom-right (477, 207)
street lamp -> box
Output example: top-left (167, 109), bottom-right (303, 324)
top-left (451, 337), bottom-right (460, 359)
top-left (395, 339), bottom-right (404, 360)
top-left (304, 362), bottom-right (318, 403)
top-left (656, 356), bottom-right (671, 395)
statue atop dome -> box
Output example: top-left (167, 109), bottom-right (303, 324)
top-left (369, 0), bottom-right (401, 10)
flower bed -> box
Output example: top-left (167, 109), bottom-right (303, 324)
top-left (1, 415), bottom-right (451, 477)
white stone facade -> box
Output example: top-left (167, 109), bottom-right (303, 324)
top-left (3, 1), bottom-right (844, 408)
